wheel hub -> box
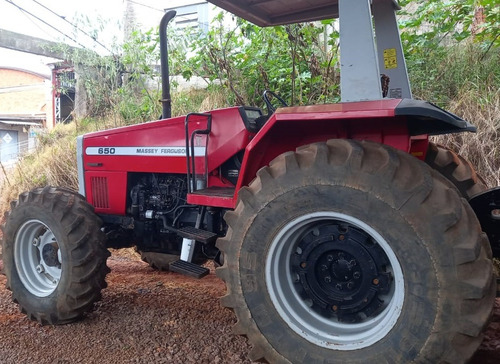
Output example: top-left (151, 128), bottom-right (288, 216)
top-left (318, 250), bottom-right (361, 293)
top-left (292, 223), bottom-right (392, 322)
top-left (14, 220), bottom-right (62, 297)
top-left (42, 244), bottom-right (60, 267)
top-left (266, 211), bottom-right (405, 350)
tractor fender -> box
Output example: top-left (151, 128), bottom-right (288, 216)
top-left (235, 98), bottom-right (474, 191)
top-left (395, 98), bottom-right (476, 136)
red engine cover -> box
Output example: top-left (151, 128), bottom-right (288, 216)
top-left (82, 107), bottom-right (253, 214)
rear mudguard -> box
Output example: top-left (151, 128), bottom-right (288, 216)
top-left (395, 98), bottom-right (476, 136)
top-left (236, 99), bottom-right (476, 192)
top-left (469, 187), bottom-right (500, 258)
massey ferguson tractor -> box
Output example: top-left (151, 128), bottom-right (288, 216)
top-left (2, 0), bottom-right (499, 363)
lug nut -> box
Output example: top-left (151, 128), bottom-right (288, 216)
top-left (347, 282), bottom-right (354, 289)
top-left (332, 305), bottom-right (338, 312)
top-left (32, 238), bottom-right (40, 247)
top-left (36, 265), bottom-right (44, 273)
top-left (373, 278), bottom-right (379, 285)
top-left (327, 255), bottom-right (334, 262)
top-left (353, 271), bottom-right (361, 279)
top-left (339, 235), bottom-right (345, 241)
top-left (324, 276), bottom-right (332, 283)
top-left (321, 264), bottom-right (328, 271)
top-left (300, 262), bottom-right (307, 269)
top-left (336, 283), bottom-right (343, 290)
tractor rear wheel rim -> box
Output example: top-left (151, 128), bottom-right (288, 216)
top-left (265, 211), bottom-right (404, 350)
top-left (14, 220), bottom-right (62, 297)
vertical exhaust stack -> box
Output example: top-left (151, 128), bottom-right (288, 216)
top-left (159, 10), bottom-right (176, 119)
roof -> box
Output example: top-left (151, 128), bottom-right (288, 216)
top-left (0, 67), bottom-right (50, 81)
top-left (208, 0), bottom-right (339, 26)
top-left (207, 0), bottom-right (400, 26)
top-left (0, 114), bottom-right (45, 125)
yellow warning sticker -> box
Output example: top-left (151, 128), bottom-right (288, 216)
top-left (384, 48), bottom-right (397, 69)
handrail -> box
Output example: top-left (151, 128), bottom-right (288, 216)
top-left (185, 113), bottom-right (212, 193)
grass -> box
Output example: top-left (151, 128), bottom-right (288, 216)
top-left (433, 85), bottom-right (500, 188)
top-left (0, 123), bottom-right (80, 212)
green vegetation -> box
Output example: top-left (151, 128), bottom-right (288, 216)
top-left (169, 14), bottom-right (341, 107)
top-left (0, 1), bottom-right (499, 210)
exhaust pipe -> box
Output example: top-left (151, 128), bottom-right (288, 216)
top-left (159, 10), bottom-right (176, 119)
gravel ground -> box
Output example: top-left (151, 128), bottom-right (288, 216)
top-left (0, 249), bottom-right (499, 364)
top-left (0, 250), bottom-right (253, 364)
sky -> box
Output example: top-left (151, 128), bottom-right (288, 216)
top-left (0, 0), bottom-right (204, 74)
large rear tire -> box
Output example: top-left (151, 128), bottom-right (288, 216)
top-left (217, 140), bottom-right (495, 363)
top-left (2, 187), bottom-right (110, 324)
top-left (425, 142), bottom-right (488, 199)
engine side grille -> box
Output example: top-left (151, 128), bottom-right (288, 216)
top-left (91, 177), bottom-right (109, 209)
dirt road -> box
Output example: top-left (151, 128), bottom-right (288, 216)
top-left (0, 249), bottom-right (498, 363)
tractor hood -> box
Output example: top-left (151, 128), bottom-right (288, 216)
top-left (207, 0), bottom-right (400, 26)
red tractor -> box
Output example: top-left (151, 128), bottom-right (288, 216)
top-left (2, 0), bottom-right (499, 363)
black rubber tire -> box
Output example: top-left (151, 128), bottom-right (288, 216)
top-left (2, 186), bottom-right (110, 325)
top-left (425, 142), bottom-right (488, 199)
top-left (216, 140), bottom-right (495, 363)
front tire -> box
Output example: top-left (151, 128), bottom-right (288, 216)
top-left (2, 187), bottom-right (110, 324)
top-left (217, 140), bottom-right (495, 363)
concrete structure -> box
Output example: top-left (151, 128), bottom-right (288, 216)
top-left (0, 28), bottom-right (69, 59)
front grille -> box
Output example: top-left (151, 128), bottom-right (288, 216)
top-left (91, 177), bottom-right (109, 209)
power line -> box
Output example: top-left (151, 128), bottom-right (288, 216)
top-left (31, 0), bottom-right (113, 54)
top-left (17, 3), bottom-right (56, 41)
top-left (127, 0), bottom-right (163, 13)
top-left (4, 0), bottom-right (88, 50)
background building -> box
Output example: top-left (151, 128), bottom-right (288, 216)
top-left (0, 67), bottom-right (48, 163)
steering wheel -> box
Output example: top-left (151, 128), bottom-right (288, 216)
top-left (263, 90), bottom-right (288, 113)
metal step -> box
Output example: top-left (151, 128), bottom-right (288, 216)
top-left (190, 187), bottom-right (235, 198)
top-left (177, 226), bottom-right (218, 244)
top-left (187, 187), bottom-right (235, 208)
top-left (169, 260), bottom-right (210, 279)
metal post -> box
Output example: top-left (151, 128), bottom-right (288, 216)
top-left (372, 0), bottom-right (412, 99)
top-left (339, 0), bottom-right (382, 102)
